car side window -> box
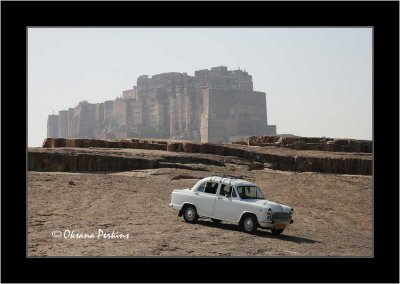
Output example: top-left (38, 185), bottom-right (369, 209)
top-left (219, 184), bottom-right (233, 196)
top-left (236, 186), bottom-right (263, 199)
top-left (231, 188), bottom-right (237, 198)
top-left (204, 182), bottom-right (218, 194)
top-left (197, 183), bottom-right (206, 192)
top-left (237, 187), bottom-right (245, 198)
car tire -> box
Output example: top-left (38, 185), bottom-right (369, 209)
top-left (240, 215), bottom-right (258, 233)
top-left (183, 205), bottom-right (198, 223)
top-left (211, 218), bottom-right (222, 223)
top-left (271, 229), bottom-right (284, 235)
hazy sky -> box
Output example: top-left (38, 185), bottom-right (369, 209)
top-left (28, 28), bottom-right (372, 147)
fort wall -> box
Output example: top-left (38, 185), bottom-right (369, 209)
top-left (47, 66), bottom-right (276, 142)
top-left (58, 110), bottom-right (69, 138)
top-left (47, 114), bottom-right (59, 138)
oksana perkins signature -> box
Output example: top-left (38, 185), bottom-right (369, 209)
top-left (52, 229), bottom-right (129, 239)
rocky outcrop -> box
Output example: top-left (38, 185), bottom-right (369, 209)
top-left (248, 162), bottom-right (264, 171)
top-left (38, 138), bottom-right (372, 175)
top-left (28, 150), bottom-right (156, 172)
top-left (164, 142), bottom-right (371, 175)
top-left (28, 148), bottom-right (223, 172)
top-left (42, 138), bottom-right (167, 151)
top-left (246, 136), bottom-right (372, 153)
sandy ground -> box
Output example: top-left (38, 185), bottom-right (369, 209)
top-left (28, 165), bottom-right (372, 257)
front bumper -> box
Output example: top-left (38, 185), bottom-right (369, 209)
top-left (258, 219), bottom-right (294, 229)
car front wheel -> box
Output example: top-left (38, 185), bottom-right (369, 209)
top-left (240, 215), bottom-right (258, 233)
top-left (183, 205), bottom-right (198, 223)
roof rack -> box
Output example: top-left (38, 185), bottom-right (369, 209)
top-left (208, 173), bottom-right (255, 183)
top-left (222, 174), bottom-right (255, 182)
top-left (222, 174), bottom-right (244, 180)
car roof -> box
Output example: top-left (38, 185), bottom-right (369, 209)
top-left (199, 176), bottom-right (257, 187)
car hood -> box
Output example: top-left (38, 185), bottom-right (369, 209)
top-left (252, 199), bottom-right (292, 213)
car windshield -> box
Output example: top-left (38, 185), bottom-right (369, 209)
top-left (237, 186), bottom-right (265, 199)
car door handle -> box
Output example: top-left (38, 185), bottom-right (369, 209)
top-left (217, 197), bottom-right (222, 200)
top-left (195, 193), bottom-right (199, 196)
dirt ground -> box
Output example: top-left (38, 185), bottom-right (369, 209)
top-left (28, 163), bottom-right (372, 257)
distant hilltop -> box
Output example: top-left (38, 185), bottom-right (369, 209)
top-left (47, 66), bottom-right (276, 143)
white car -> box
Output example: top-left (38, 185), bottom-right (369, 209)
top-left (169, 175), bottom-right (294, 234)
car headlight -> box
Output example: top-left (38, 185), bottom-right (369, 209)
top-left (290, 208), bottom-right (294, 216)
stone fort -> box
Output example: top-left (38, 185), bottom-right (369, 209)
top-left (47, 66), bottom-right (276, 143)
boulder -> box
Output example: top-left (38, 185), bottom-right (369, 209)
top-left (149, 143), bottom-right (168, 151)
top-left (333, 139), bottom-right (349, 146)
top-left (106, 140), bottom-right (120, 148)
top-left (182, 142), bottom-right (201, 153)
top-left (65, 139), bottom-right (76, 147)
top-left (293, 140), bottom-right (307, 150)
top-left (119, 140), bottom-right (131, 148)
top-left (167, 142), bottom-right (183, 152)
top-left (248, 161), bottom-right (264, 171)
top-left (42, 138), bottom-right (54, 148)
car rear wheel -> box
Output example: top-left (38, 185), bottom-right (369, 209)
top-left (271, 229), bottom-right (284, 235)
top-left (211, 218), bottom-right (222, 223)
top-left (183, 205), bottom-right (198, 223)
top-left (240, 215), bottom-right (258, 233)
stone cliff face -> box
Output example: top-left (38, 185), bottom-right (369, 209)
top-left (35, 137), bottom-right (372, 175)
top-left (47, 66), bottom-right (277, 143)
top-left (245, 136), bottom-right (372, 153)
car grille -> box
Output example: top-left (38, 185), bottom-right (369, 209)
top-left (272, 212), bottom-right (290, 219)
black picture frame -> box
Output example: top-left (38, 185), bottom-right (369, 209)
top-left (1, 1), bottom-right (398, 283)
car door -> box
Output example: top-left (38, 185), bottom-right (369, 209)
top-left (195, 181), bottom-right (219, 217)
top-left (213, 184), bottom-right (240, 221)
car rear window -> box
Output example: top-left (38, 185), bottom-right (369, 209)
top-left (204, 182), bottom-right (218, 194)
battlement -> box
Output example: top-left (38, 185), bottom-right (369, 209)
top-left (194, 66), bottom-right (253, 91)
